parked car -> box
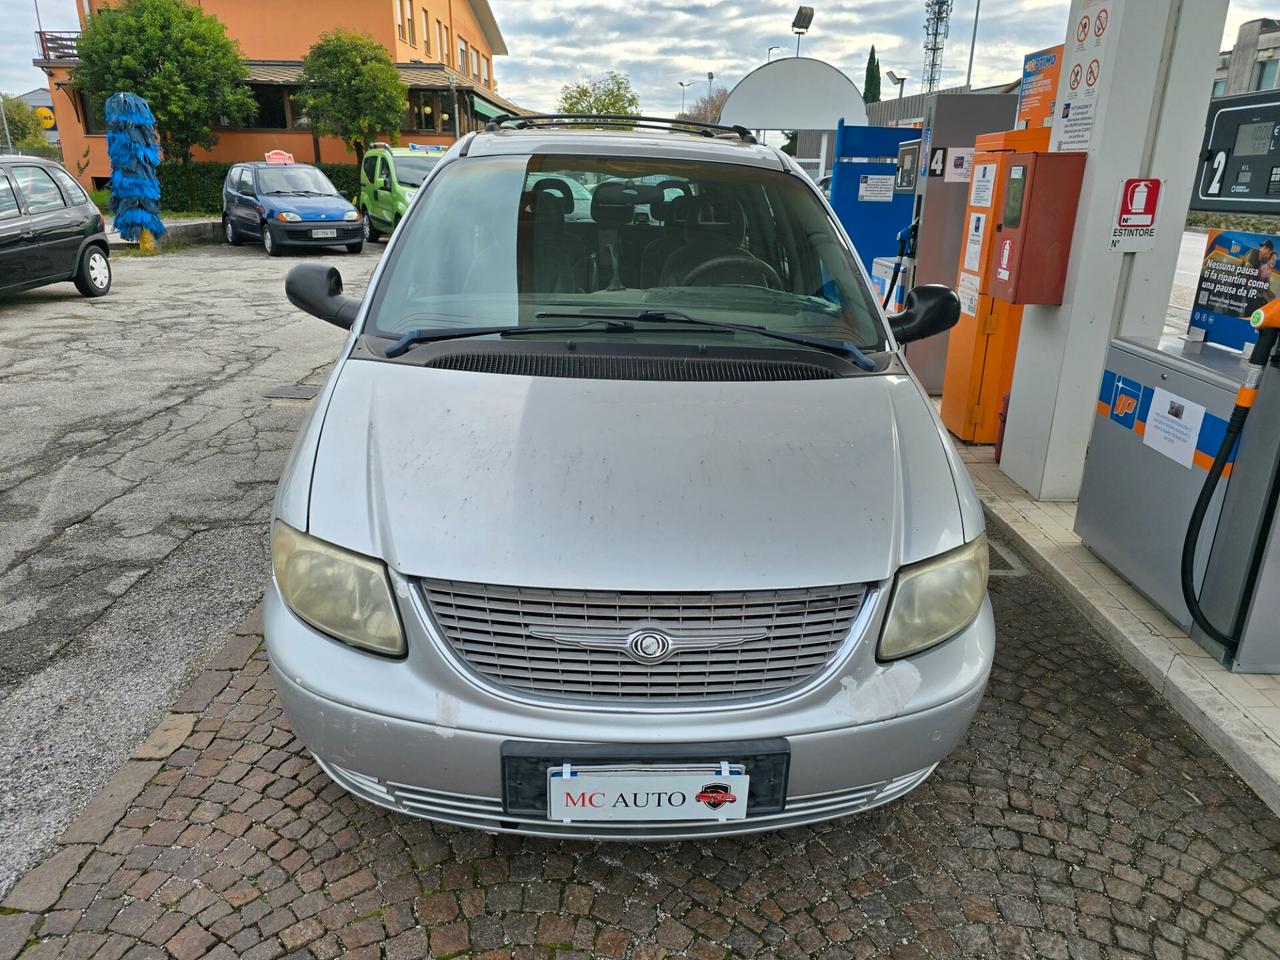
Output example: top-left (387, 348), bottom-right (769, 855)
top-left (222, 161), bottom-right (362, 256)
top-left (0, 155), bottom-right (111, 298)
top-left (358, 143), bottom-right (446, 241)
top-left (270, 116), bottom-right (988, 839)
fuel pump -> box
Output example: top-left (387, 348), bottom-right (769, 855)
top-left (881, 218), bottom-right (919, 310)
top-left (1180, 302), bottom-right (1280, 667)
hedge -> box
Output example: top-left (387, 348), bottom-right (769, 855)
top-left (155, 159), bottom-right (360, 213)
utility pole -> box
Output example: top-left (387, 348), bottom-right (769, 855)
top-left (0, 100), bottom-right (12, 154)
top-left (964, 0), bottom-right (981, 90)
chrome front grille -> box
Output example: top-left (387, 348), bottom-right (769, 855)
top-left (420, 579), bottom-right (868, 703)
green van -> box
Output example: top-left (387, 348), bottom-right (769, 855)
top-left (358, 143), bottom-right (447, 241)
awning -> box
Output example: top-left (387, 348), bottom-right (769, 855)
top-left (472, 97), bottom-right (504, 120)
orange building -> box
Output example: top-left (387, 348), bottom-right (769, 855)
top-left (35, 0), bottom-right (522, 189)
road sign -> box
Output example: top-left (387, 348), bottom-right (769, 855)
top-left (1109, 177), bottom-right (1163, 251)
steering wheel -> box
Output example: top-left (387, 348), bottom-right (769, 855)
top-left (682, 255), bottom-right (783, 289)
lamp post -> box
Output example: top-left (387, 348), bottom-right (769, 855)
top-left (678, 80), bottom-right (694, 114)
top-left (886, 70), bottom-right (909, 99)
top-left (792, 5), bottom-right (813, 57)
top-left (707, 71), bottom-right (714, 105)
top-left (767, 45), bottom-right (781, 62)
top-left (964, 0), bottom-right (982, 90)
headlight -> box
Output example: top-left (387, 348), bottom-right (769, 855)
top-left (277, 211), bottom-right (301, 222)
top-left (272, 521), bottom-right (405, 656)
top-left (344, 209), bottom-right (360, 221)
top-left (879, 533), bottom-right (988, 660)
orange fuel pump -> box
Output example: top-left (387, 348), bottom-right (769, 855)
top-left (940, 127), bottom-right (1048, 443)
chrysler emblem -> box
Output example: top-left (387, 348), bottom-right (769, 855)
top-left (531, 626), bottom-right (765, 665)
top-left (629, 630), bottom-right (673, 663)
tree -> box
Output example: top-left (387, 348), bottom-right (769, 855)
top-left (74, 0), bottom-right (255, 205)
top-left (0, 94), bottom-right (46, 148)
top-left (556, 71), bottom-right (639, 116)
top-left (779, 131), bottom-right (798, 156)
top-left (677, 86), bottom-right (730, 124)
top-left (864, 46), bottom-right (882, 104)
top-left (296, 30), bottom-right (407, 168)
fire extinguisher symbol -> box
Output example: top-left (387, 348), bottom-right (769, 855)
top-left (1118, 178), bottom-right (1160, 228)
top-left (1129, 181), bottom-right (1148, 213)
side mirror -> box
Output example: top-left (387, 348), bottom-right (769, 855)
top-left (887, 284), bottom-right (961, 345)
top-left (285, 263), bottom-right (361, 329)
top-left (380, 175), bottom-right (392, 191)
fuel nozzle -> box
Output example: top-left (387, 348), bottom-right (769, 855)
top-left (1250, 299), bottom-right (1280, 331)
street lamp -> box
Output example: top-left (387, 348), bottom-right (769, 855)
top-left (707, 71), bottom-right (714, 104)
top-left (678, 80), bottom-right (695, 113)
top-left (792, 5), bottom-right (813, 57)
top-left (964, 0), bottom-right (982, 90)
top-left (886, 70), bottom-right (909, 99)
top-left (767, 45), bottom-right (781, 62)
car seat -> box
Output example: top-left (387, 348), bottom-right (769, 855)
top-left (658, 196), bottom-right (774, 288)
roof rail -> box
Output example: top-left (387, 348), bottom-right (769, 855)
top-left (369, 141), bottom-right (392, 150)
top-left (482, 113), bottom-right (758, 145)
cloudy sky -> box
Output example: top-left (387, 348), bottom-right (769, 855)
top-left (2, 0), bottom-right (1274, 109)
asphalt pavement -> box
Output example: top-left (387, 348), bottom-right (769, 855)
top-left (0, 241), bottom-right (379, 895)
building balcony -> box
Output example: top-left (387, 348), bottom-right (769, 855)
top-left (36, 30), bottom-right (81, 62)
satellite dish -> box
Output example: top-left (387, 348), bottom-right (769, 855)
top-left (720, 57), bottom-right (867, 130)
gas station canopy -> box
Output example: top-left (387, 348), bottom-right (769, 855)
top-left (720, 57), bottom-right (868, 130)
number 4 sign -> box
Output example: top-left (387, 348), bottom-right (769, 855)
top-left (1109, 177), bottom-right (1163, 252)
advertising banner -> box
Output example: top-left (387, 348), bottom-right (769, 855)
top-left (1190, 228), bottom-right (1278, 350)
top-left (1017, 45), bottom-right (1063, 129)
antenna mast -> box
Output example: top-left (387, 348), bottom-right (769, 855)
top-left (923, 0), bottom-right (954, 95)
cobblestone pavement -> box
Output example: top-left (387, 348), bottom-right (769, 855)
top-left (3, 533), bottom-right (1278, 960)
top-left (0, 244), bottom-right (377, 891)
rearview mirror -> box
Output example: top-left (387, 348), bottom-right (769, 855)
top-left (887, 284), bottom-right (961, 345)
top-left (285, 263), bottom-right (361, 329)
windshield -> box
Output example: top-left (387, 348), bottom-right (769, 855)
top-left (367, 154), bottom-right (884, 352)
top-left (258, 166), bottom-right (338, 196)
top-left (395, 156), bottom-right (440, 187)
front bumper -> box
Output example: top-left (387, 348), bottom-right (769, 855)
top-left (266, 578), bottom-right (994, 838)
top-left (268, 221), bottom-right (363, 247)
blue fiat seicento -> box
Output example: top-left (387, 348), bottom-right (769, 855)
top-left (222, 161), bottom-right (364, 256)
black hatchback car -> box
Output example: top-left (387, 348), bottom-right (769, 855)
top-left (0, 155), bottom-right (111, 298)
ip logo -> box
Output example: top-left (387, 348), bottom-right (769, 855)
top-left (1109, 377), bottom-right (1142, 429)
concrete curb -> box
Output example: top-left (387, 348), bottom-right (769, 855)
top-left (108, 219), bottom-right (220, 251)
top-left (982, 502), bottom-right (1280, 817)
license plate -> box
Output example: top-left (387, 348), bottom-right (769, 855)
top-left (546, 763), bottom-right (749, 822)
top-left (312, 228), bottom-right (337, 238)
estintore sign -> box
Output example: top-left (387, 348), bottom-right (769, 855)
top-left (1109, 177), bottom-right (1163, 251)
top-left (1051, 0), bottom-right (1122, 152)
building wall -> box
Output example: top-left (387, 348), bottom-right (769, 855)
top-left (1214, 18), bottom-right (1280, 97)
top-left (82, 0), bottom-right (397, 59)
top-left (49, 0), bottom-right (502, 191)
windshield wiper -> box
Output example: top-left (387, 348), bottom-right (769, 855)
top-left (539, 309), bottom-right (878, 370)
top-left (383, 318), bottom-right (636, 357)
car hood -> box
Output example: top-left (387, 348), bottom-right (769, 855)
top-left (267, 196), bottom-right (355, 219)
top-left (306, 360), bottom-right (968, 591)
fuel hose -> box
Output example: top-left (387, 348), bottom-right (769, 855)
top-left (1180, 305), bottom-right (1280, 649)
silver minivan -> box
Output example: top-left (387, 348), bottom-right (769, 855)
top-left (268, 116), bottom-right (994, 839)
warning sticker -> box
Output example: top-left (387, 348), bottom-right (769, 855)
top-left (959, 271), bottom-right (980, 317)
top-left (964, 212), bottom-right (986, 272)
top-left (1051, 0), bottom-right (1121, 152)
top-left (858, 174), bottom-right (895, 202)
top-left (1109, 177), bottom-right (1163, 251)
top-left (970, 163), bottom-right (996, 207)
